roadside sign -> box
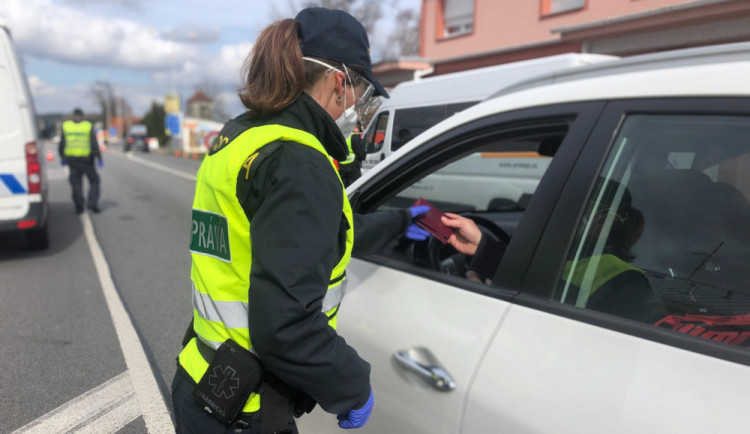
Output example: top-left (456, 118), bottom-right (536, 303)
top-left (165, 93), bottom-right (180, 113)
top-left (165, 113), bottom-right (181, 136)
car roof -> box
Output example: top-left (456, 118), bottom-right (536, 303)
top-left (382, 53), bottom-right (615, 108)
top-left (352, 42), bottom-right (750, 186)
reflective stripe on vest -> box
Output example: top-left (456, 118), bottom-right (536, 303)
top-left (62, 120), bottom-right (93, 157)
top-left (562, 254), bottom-right (645, 296)
top-left (340, 134), bottom-right (356, 165)
top-left (179, 123), bottom-right (354, 413)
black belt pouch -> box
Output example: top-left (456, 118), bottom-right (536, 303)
top-left (193, 339), bottom-right (263, 424)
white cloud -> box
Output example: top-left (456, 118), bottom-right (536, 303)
top-left (27, 76), bottom-right (57, 96)
top-left (28, 81), bottom-right (100, 114)
top-left (202, 42), bottom-right (253, 86)
top-left (1, 0), bottom-right (199, 70)
top-left (62, 0), bottom-right (143, 9)
top-left (161, 25), bottom-right (222, 44)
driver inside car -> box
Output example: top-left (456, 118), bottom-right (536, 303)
top-left (439, 180), bottom-right (662, 322)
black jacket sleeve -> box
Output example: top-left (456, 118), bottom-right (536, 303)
top-left (469, 235), bottom-right (506, 281)
top-left (241, 143), bottom-right (371, 415)
top-left (90, 128), bottom-right (101, 160)
top-left (351, 135), bottom-right (366, 161)
top-left (352, 210), bottom-right (410, 256)
top-left (58, 134), bottom-right (65, 159)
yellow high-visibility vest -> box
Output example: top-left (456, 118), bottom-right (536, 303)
top-left (339, 134), bottom-right (357, 165)
top-left (62, 120), bottom-right (93, 157)
top-left (179, 124), bottom-right (354, 413)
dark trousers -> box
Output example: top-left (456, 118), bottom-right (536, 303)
top-left (68, 160), bottom-right (99, 210)
top-left (171, 370), bottom-right (298, 434)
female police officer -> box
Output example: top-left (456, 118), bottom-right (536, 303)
top-left (171, 7), bottom-right (429, 434)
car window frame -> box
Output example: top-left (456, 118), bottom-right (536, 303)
top-left (519, 97), bottom-right (750, 367)
top-left (350, 101), bottom-right (606, 298)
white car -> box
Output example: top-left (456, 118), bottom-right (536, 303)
top-left (0, 18), bottom-right (47, 249)
top-left (300, 42), bottom-right (750, 433)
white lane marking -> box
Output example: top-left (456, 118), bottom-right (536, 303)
top-left (79, 212), bottom-right (175, 433)
top-left (11, 372), bottom-right (140, 434)
top-left (122, 152), bottom-right (197, 181)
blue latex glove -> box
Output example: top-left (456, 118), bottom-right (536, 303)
top-left (97, 159), bottom-right (104, 169)
top-left (409, 205), bottom-right (430, 218)
top-left (406, 223), bottom-right (430, 241)
top-left (60, 158), bottom-right (66, 167)
top-left (337, 390), bottom-right (374, 429)
top-left (405, 205), bottom-right (431, 240)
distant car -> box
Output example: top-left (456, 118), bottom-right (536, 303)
top-left (125, 124), bottom-right (149, 152)
top-left (299, 42), bottom-right (750, 433)
top-left (0, 18), bottom-right (48, 250)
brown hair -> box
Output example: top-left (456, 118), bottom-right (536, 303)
top-left (238, 19), bottom-right (304, 116)
top-left (238, 19), bottom-right (365, 116)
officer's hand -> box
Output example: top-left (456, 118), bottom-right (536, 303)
top-left (405, 223), bottom-right (430, 241)
top-left (404, 205), bottom-right (431, 241)
top-left (97, 159), bottom-right (104, 169)
top-left (60, 158), bottom-right (66, 167)
top-left (409, 205), bottom-right (430, 219)
top-left (337, 389), bottom-right (374, 429)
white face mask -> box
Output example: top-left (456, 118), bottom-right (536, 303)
top-left (336, 73), bottom-right (359, 138)
top-left (303, 57), bottom-right (360, 137)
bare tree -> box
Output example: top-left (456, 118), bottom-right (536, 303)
top-left (89, 81), bottom-right (113, 122)
top-left (269, 0), bottom-right (417, 61)
top-left (90, 81), bottom-right (134, 136)
top-left (382, 8), bottom-right (420, 61)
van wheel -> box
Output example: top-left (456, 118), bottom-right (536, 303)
top-left (26, 225), bottom-right (49, 250)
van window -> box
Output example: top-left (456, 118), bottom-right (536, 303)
top-left (365, 112), bottom-right (389, 154)
top-left (556, 114), bottom-right (750, 346)
top-left (391, 102), bottom-right (477, 151)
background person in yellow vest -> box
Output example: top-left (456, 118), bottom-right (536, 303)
top-left (172, 8), bottom-right (430, 434)
top-left (439, 179), bottom-right (658, 322)
top-left (58, 108), bottom-right (102, 214)
top-left (339, 124), bottom-right (364, 187)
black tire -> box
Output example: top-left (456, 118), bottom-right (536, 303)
top-left (26, 224), bottom-right (49, 250)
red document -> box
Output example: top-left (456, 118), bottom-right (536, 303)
top-left (412, 198), bottom-right (453, 243)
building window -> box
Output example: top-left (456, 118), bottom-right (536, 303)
top-left (443, 0), bottom-right (474, 37)
top-left (541, 0), bottom-right (585, 16)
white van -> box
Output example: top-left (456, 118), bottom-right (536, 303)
top-left (361, 53), bottom-right (616, 172)
top-left (0, 18), bottom-right (48, 249)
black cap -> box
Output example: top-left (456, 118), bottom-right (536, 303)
top-left (295, 7), bottom-right (388, 98)
top-left (73, 108), bottom-right (84, 116)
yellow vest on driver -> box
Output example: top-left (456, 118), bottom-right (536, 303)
top-left (178, 124), bottom-right (354, 413)
top-left (62, 120), bottom-right (93, 157)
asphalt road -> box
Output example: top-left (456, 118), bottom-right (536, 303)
top-left (0, 145), bottom-right (203, 433)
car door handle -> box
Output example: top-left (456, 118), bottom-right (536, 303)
top-left (393, 347), bottom-right (456, 392)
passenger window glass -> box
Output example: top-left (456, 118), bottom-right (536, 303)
top-left (557, 115), bottom-right (750, 348)
top-left (365, 112), bottom-right (389, 154)
top-left (370, 124), bottom-right (569, 278)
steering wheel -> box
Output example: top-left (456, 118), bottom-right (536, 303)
top-left (426, 215), bottom-right (511, 274)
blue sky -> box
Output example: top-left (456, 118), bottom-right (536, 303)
top-left (1, 0), bottom-right (420, 116)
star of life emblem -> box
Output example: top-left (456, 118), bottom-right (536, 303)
top-left (208, 365), bottom-right (240, 399)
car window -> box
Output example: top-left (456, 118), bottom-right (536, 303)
top-left (371, 122), bottom-right (569, 277)
top-left (391, 102), bottom-right (478, 151)
top-left (556, 114), bottom-right (750, 348)
top-left (365, 111), bottom-right (389, 154)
